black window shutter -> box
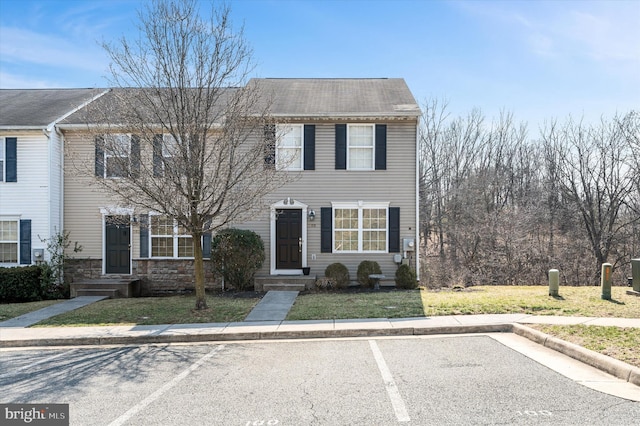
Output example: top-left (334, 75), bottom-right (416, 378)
top-left (375, 124), bottom-right (387, 170)
top-left (139, 215), bottom-right (149, 258)
top-left (130, 135), bottom-right (140, 178)
top-left (153, 134), bottom-right (163, 177)
top-left (202, 219), bottom-right (212, 258)
top-left (321, 207), bottom-right (333, 253)
top-left (335, 124), bottom-right (347, 170)
top-left (95, 136), bottom-right (104, 177)
top-left (389, 207), bottom-right (400, 252)
top-left (264, 125), bottom-right (276, 168)
top-left (5, 137), bottom-right (17, 182)
top-left (19, 219), bottom-right (31, 264)
top-left (303, 125), bottom-right (315, 170)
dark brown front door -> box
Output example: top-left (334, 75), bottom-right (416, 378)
top-left (276, 209), bottom-right (302, 270)
top-left (105, 216), bottom-right (130, 274)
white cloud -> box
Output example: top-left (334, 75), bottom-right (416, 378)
top-left (565, 9), bottom-right (640, 62)
top-left (0, 26), bottom-right (108, 73)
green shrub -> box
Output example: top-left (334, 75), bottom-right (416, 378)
top-left (0, 265), bottom-right (52, 302)
top-left (211, 228), bottom-right (265, 291)
top-left (357, 260), bottom-right (382, 288)
top-left (395, 264), bottom-right (418, 289)
top-left (324, 263), bottom-right (350, 289)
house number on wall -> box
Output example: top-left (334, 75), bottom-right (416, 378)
top-left (245, 420), bottom-right (279, 426)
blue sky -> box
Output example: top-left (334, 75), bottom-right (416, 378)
top-left (0, 0), bottom-right (638, 130)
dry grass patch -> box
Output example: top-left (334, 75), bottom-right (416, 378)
top-left (421, 285), bottom-right (640, 318)
top-left (530, 324), bottom-right (640, 368)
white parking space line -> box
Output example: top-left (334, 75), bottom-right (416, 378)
top-left (368, 340), bottom-right (410, 423)
top-left (108, 345), bottom-right (225, 426)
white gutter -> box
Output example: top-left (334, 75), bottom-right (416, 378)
top-left (415, 119), bottom-right (420, 281)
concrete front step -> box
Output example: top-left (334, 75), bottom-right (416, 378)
top-left (75, 288), bottom-right (120, 298)
top-left (254, 275), bottom-right (316, 291)
top-left (263, 283), bottom-right (307, 292)
top-left (70, 278), bottom-right (141, 298)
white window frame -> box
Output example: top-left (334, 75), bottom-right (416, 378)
top-left (149, 213), bottom-right (194, 259)
top-left (0, 138), bottom-right (5, 182)
top-left (0, 217), bottom-right (19, 264)
top-left (276, 124), bottom-right (303, 171)
top-left (160, 134), bottom-right (179, 175)
top-left (347, 124), bottom-right (375, 171)
top-left (104, 134), bottom-right (131, 178)
top-left (331, 201), bottom-right (389, 253)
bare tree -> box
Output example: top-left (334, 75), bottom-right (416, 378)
top-left (542, 114), bottom-right (638, 281)
top-left (419, 98), bottom-right (450, 256)
top-left (82, 0), bottom-right (288, 309)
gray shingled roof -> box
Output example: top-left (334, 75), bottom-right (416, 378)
top-left (0, 88), bottom-right (103, 128)
top-left (4, 79), bottom-right (419, 127)
top-left (60, 87), bottom-right (240, 126)
top-left (249, 78), bottom-right (420, 118)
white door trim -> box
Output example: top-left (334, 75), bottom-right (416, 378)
top-left (270, 199), bottom-right (308, 275)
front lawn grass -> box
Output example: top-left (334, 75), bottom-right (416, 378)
top-left (36, 295), bottom-right (260, 326)
top-left (286, 289), bottom-right (424, 320)
top-left (287, 285), bottom-right (639, 320)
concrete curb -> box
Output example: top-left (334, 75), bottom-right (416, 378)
top-left (0, 323), bottom-right (512, 348)
top-left (511, 323), bottom-right (640, 387)
top-left (3, 322), bottom-right (638, 390)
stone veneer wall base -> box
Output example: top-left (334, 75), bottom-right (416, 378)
top-left (65, 258), bottom-right (220, 296)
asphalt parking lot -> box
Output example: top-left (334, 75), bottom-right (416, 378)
top-left (1, 335), bottom-right (639, 425)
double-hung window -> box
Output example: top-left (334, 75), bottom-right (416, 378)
top-left (348, 124), bottom-right (375, 170)
top-left (276, 124), bottom-right (303, 171)
top-left (150, 215), bottom-right (193, 258)
top-left (0, 219), bottom-right (18, 263)
top-left (332, 202), bottom-right (388, 253)
top-left (104, 134), bottom-right (131, 178)
top-left (161, 134), bottom-right (178, 174)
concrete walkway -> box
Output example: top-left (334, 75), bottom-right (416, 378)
top-left (0, 296), bottom-right (108, 327)
top-left (244, 290), bottom-right (298, 322)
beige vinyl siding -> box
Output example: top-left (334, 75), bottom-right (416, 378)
top-left (62, 119), bottom-right (417, 281)
top-left (242, 119), bottom-right (418, 279)
top-left (63, 131), bottom-right (117, 258)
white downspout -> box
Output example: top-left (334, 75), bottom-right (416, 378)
top-left (415, 119), bottom-right (420, 281)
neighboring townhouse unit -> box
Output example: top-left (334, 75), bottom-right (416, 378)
top-left (0, 89), bottom-right (103, 267)
top-left (59, 79), bottom-right (420, 292)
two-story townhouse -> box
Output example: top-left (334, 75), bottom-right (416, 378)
top-left (0, 89), bottom-right (104, 267)
top-left (245, 78), bottom-right (421, 284)
top-left (59, 79), bottom-right (420, 293)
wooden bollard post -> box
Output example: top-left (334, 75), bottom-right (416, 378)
top-left (601, 263), bottom-right (612, 300)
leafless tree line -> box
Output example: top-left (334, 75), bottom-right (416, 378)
top-left (420, 100), bottom-right (639, 287)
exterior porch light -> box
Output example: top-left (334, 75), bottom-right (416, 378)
top-left (308, 209), bottom-right (316, 221)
